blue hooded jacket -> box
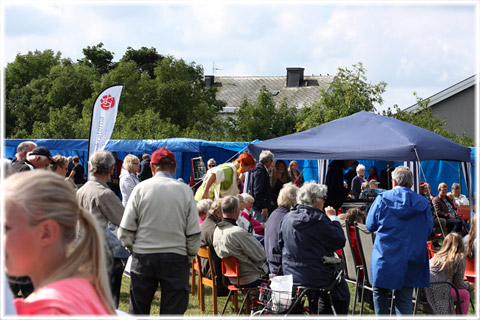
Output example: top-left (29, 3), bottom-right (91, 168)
top-left (280, 204), bottom-right (349, 302)
top-left (366, 187), bottom-right (433, 290)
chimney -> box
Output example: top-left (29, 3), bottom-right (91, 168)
top-left (286, 67), bottom-right (304, 87)
top-left (205, 75), bottom-right (215, 87)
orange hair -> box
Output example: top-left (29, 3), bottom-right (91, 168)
top-left (235, 152), bottom-right (256, 173)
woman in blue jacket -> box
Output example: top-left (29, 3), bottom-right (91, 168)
top-left (279, 182), bottom-right (350, 314)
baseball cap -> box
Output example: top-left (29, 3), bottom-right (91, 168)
top-left (29, 146), bottom-right (56, 163)
top-left (368, 179), bottom-right (380, 186)
top-left (151, 147), bottom-right (176, 166)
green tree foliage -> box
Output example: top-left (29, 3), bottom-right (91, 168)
top-left (5, 49), bottom-right (61, 91)
top-left (77, 42), bottom-right (115, 75)
top-left (5, 50), bottom-right (62, 137)
top-left (121, 46), bottom-right (164, 79)
top-left (229, 86), bottom-right (298, 141)
top-left (296, 63), bottom-right (386, 131)
top-left (382, 93), bottom-right (474, 146)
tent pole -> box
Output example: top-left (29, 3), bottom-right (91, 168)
top-left (413, 148), bottom-right (445, 239)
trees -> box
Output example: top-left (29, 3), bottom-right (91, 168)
top-left (296, 63), bottom-right (386, 132)
top-left (5, 47), bottom-right (472, 147)
top-left (382, 93), bottom-right (474, 146)
top-left (229, 86), bottom-right (298, 141)
top-left (77, 42), bottom-right (116, 75)
top-left (121, 46), bottom-right (164, 79)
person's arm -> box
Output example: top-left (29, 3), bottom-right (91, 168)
top-left (252, 169), bottom-right (269, 213)
top-left (185, 187), bottom-right (201, 260)
top-left (118, 190), bottom-right (139, 251)
top-left (238, 231), bottom-right (266, 264)
top-left (319, 211), bottom-right (346, 251)
top-left (120, 175), bottom-right (136, 205)
top-left (452, 259), bottom-right (474, 291)
top-left (99, 190), bottom-right (124, 226)
top-left (432, 197), bottom-right (449, 219)
top-left (201, 172), bottom-right (217, 199)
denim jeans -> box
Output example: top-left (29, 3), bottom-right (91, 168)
top-left (373, 286), bottom-right (413, 315)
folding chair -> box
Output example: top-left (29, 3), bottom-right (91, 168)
top-left (341, 220), bottom-right (363, 315)
top-left (196, 246), bottom-right (218, 315)
top-left (354, 222), bottom-right (380, 315)
top-left (220, 256), bottom-right (258, 315)
top-left (191, 258), bottom-right (199, 296)
top-left (413, 281), bottom-right (463, 315)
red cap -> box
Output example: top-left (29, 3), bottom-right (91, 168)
top-left (151, 148), bottom-right (176, 166)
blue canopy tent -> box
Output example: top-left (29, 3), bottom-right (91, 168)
top-left (248, 111), bottom-right (474, 213)
top-left (4, 138), bottom-right (253, 183)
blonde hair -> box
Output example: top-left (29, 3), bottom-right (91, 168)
top-left (49, 155), bottom-right (68, 172)
top-left (288, 160), bottom-right (298, 173)
top-left (438, 182), bottom-right (448, 192)
top-left (4, 170), bottom-right (115, 314)
top-left (123, 154), bottom-right (139, 172)
top-left (467, 214), bottom-right (476, 258)
top-left (431, 232), bottom-right (465, 276)
top-left (240, 192), bottom-right (254, 204)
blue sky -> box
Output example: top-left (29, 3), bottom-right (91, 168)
top-left (2, 1), bottom-right (478, 111)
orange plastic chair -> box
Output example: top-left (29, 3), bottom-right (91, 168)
top-left (196, 246), bottom-right (218, 315)
top-left (427, 241), bottom-right (437, 259)
top-left (464, 257), bottom-right (476, 284)
top-left (457, 205), bottom-right (470, 221)
top-left (220, 256), bottom-right (257, 315)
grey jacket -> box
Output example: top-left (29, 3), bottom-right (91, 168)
top-left (213, 219), bottom-right (267, 285)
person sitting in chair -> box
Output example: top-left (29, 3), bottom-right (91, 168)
top-left (279, 182), bottom-right (350, 314)
top-left (213, 196), bottom-right (268, 287)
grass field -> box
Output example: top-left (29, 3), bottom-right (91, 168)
top-left (117, 273), bottom-right (476, 316)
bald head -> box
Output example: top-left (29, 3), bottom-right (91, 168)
top-left (15, 141), bottom-right (37, 161)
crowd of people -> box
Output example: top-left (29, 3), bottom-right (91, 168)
top-left (2, 142), bottom-right (476, 317)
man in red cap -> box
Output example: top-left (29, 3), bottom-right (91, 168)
top-left (118, 147), bottom-right (200, 315)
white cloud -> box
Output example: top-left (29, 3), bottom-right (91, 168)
top-left (2, 2), bottom-right (476, 110)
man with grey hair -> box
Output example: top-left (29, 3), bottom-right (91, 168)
top-left (213, 195), bottom-right (268, 287)
top-left (247, 150), bottom-right (275, 223)
top-left (76, 151), bottom-right (125, 307)
top-left (366, 166), bottom-right (432, 315)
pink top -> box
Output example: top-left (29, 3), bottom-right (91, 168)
top-left (241, 209), bottom-right (264, 235)
top-left (14, 277), bottom-right (111, 315)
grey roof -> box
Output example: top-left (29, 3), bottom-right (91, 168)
top-left (213, 75), bottom-right (335, 114)
top-left (404, 74), bottom-right (477, 113)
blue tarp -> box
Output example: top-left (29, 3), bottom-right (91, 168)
top-left (4, 138), bottom-right (253, 182)
top-left (4, 135), bottom-right (475, 195)
top-left (248, 111), bottom-right (471, 162)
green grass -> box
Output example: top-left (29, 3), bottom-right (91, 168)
top-left (119, 274), bottom-right (476, 316)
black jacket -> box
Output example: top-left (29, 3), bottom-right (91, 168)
top-left (248, 163), bottom-right (272, 211)
top-left (325, 160), bottom-right (349, 210)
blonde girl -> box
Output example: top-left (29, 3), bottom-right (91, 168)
top-left (424, 232), bottom-right (475, 315)
top-left (4, 170), bottom-right (115, 315)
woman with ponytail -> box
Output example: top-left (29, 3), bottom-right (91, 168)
top-left (4, 170), bottom-right (115, 315)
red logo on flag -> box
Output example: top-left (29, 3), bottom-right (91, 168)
top-left (100, 94), bottom-right (116, 110)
